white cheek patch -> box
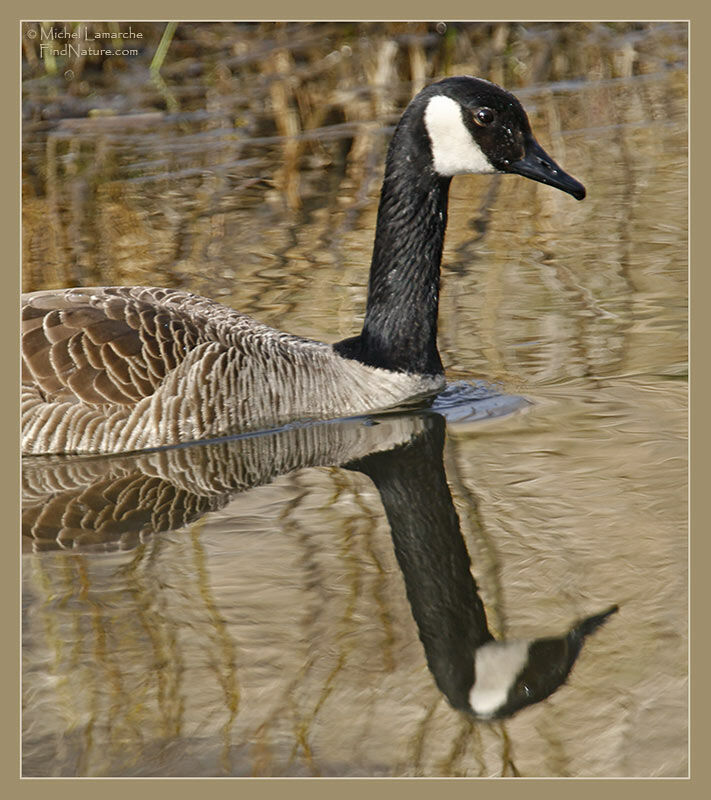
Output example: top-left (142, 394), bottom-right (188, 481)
top-left (469, 639), bottom-right (530, 718)
top-left (424, 95), bottom-right (497, 177)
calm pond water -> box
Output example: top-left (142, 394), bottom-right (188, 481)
top-left (22, 22), bottom-right (687, 777)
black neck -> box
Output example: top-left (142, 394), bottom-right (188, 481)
top-left (334, 112), bottom-right (451, 375)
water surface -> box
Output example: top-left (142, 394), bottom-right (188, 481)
top-left (22, 21), bottom-right (687, 777)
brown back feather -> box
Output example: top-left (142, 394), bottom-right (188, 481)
top-left (21, 288), bottom-right (203, 407)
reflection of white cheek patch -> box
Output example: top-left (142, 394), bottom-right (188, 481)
top-left (424, 95), bottom-right (497, 177)
top-left (469, 639), bottom-right (530, 718)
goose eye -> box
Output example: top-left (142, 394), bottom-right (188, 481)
top-left (473, 107), bottom-right (495, 127)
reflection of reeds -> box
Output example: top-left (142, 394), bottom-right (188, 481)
top-left (22, 21), bottom-right (685, 87)
top-left (267, 46), bottom-right (302, 211)
top-left (23, 528), bottom-right (247, 776)
top-left (20, 21), bottom-right (687, 392)
top-left (22, 21), bottom-right (687, 295)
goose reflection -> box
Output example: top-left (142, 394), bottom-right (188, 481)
top-left (23, 405), bottom-right (616, 721)
top-left (344, 417), bottom-right (617, 719)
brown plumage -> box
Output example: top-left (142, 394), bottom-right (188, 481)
top-left (22, 287), bottom-right (442, 454)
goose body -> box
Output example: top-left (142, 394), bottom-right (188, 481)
top-left (22, 287), bottom-right (442, 453)
top-left (22, 76), bottom-right (585, 455)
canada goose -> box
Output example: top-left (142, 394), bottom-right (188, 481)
top-left (22, 76), bottom-right (585, 455)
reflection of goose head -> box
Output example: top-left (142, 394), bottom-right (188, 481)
top-left (468, 606), bottom-right (618, 719)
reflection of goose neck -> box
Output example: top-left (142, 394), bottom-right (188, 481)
top-left (348, 413), bottom-right (492, 710)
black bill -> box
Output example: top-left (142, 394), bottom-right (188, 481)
top-left (508, 138), bottom-right (586, 200)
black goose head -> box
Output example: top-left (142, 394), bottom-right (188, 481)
top-left (416, 76), bottom-right (586, 200)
